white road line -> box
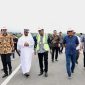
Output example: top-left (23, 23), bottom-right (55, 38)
top-left (1, 64), bottom-right (21, 85)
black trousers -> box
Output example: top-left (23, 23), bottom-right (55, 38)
top-left (52, 47), bottom-right (59, 61)
top-left (83, 52), bottom-right (85, 67)
top-left (12, 47), bottom-right (20, 58)
top-left (38, 51), bottom-right (48, 73)
top-left (1, 54), bottom-right (12, 74)
top-left (76, 50), bottom-right (79, 63)
top-left (59, 43), bottom-right (63, 53)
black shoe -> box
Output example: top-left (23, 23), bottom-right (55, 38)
top-left (55, 59), bottom-right (58, 61)
top-left (2, 74), bottom-right (8, 78)
top-left (59, 52), bottom-right (61, 54)
top-left (43, 69), bottom-right (45, 73)
top-left (24, 73), bottom-right (30, 78)
top-left (9, 70), bottom-right (12, 75)
top-left (61, 52), bottom-right (63, 53)
top-left (38, 72), bottom-right (43, 76)
top-left (45, 73), bottom-right (48, 77)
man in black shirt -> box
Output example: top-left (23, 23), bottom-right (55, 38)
top-left (12, 34), bottom-right (20, 59)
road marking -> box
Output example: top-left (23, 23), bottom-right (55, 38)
top-left (1, 64), bottom-right (21, 85)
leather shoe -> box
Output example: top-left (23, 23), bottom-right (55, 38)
top-left (2, 74), bottom-right (8, 78)
top-left (38, 72), bottom-right (43, 76)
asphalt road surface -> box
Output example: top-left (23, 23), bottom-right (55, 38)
top-left (0, 51), bottom-right (85, 85)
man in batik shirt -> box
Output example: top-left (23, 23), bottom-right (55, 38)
top-left (0, 29), bottom-right (14, 78)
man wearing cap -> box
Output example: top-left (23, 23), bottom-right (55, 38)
top-left (17, 29), bottom-right (34, 78)
top-left (0, 29), bottom-right (14, 78)
top-left (36, 28), bottom-right (49, 77)
top-left (63, 29), bottom-right (79, 79)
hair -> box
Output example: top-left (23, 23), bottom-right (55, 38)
top-left (53, 30), bottom-right (57, 32)
top-left (59, 31), bottom-right (62, 33)
top-left (80, 33), bottom-right (83, 35)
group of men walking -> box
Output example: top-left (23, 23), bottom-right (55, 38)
top-left (0, 27), bottom-right (85, 79)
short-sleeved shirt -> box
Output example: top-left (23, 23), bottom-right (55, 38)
top-left (63, 35), bottom-right (79, 54)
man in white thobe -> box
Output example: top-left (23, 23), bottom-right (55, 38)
top-left (17, 29), bottom-right (34, 77)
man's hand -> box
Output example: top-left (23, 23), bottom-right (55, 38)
top-left (24, 42), bottom-right (29, 46)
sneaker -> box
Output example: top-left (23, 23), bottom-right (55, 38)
top-left (52, 60), bottom-right (54, 62)
top-left (68, 76), bottom-right (72, 79)
top-left (9, 70), bottom-right (12, 75)
top-left (38, 72), bottom-right (43, 76)
top-left (24, 73), bottom-right (30, 78)
top-left (55, 59), bottom-right (58, 61)
top-left (45, 73), bottom-right (48, 77)
top-left (68, 74), bottom-right (72, 79)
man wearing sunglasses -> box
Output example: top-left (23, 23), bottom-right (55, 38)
top-left (63, 29), bottom-right (79, 79)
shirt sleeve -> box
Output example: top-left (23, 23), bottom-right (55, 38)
top-left (63, 36), bottom-right (66, 44)
top-left (76, 36), bottom-right (79, 45)
top-left (81, 36), bottom-right (84, 42)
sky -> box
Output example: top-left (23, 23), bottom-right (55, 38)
top-left (0, 0), bottom-right (85, 33)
